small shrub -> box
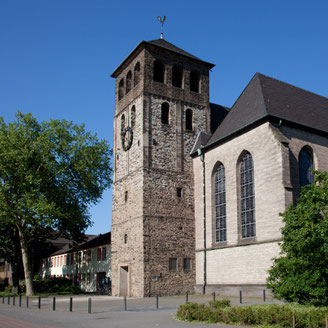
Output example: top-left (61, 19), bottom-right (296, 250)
top-left (209, 299), bottom-right (231, 309)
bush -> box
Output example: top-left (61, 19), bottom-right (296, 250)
top-left (177, 302), bottom-right (328, 328)
top-left (33, 277), bottom-right (83, 294)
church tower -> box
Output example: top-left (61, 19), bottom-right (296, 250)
top-left (111, 38), bottom-right (214, 297)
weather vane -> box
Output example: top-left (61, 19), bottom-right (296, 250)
top-left (157, 16), bottom-right (166, 39)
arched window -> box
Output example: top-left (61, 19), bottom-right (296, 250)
top-left (190, 71), bottom-right (200, 93)
top-left (299, 147), bottom-right (314, 187)
top-left (126, 71), bottom-right (132, 94)
top-left (214, 163), bottom-right (226, 242)
top-left (134, 62), bottom-right (140, 86)
top-left (118, 79), bottom-right (124, 100)
top-left (172, 66), bottom-right (183, 88)
top-left (161, 102), bottom-right (169, 125)
top-left (131, 105), bottom-right (136, 129)
top-left (240, 152), bottom-right (255, 238)
top-left (154, 60), bottom-right (165, 83)
top-left (121, 114), bottom-right (125, 134)
top-left (185, 109), bottom-right (193, 131)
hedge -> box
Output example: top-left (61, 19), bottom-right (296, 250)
top-left (176, 301), bottom-right (328, 328)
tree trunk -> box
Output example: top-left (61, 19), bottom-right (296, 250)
top-left (17, 225), bottom-right (35, 296)
top-left (11, 261), bottom-right (19, 294)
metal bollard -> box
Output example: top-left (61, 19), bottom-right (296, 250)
top-left (213, 292), bottom-right (216, 302)
top-left (26, 296), bottom-right (29, 308)
top-left (156, 294), bottom-right (159, 309)
top-left (8, 296), bottom-right (10, 305)
top-left (19, 295), bottom-right (22, 307)
top-left (2, 296), bottom-right (4, 304)
top-left (38, 296), bottom-right (41, 309)
top-left (186, 292), bottom-right (188, 303)
top-left (13, 295), bottom-right (15, 306)
top-left (124, 296), bottom-right (127, 311)
top-left (263, 289), bottom-right (266, 302)
top-left (88, 298), bottom-right (91, 314)
top-left (53, 297), bottom-right (56, 311)
top-left (239, 290), bottom-right (242, 304)
top-left (69, 297), bottom-right (73, 312)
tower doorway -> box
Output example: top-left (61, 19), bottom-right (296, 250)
top-left (119, 266), bottom-right (129, 296)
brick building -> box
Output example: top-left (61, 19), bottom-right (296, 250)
top-left (111, 38), bottom-right (328, 297)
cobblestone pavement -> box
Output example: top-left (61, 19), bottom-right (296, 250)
top-left (0, 293), bottom-right (281, 328)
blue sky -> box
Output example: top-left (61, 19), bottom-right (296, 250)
top-left (1, 0), bottom-right (327, 234)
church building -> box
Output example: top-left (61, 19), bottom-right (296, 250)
top-left (110, 37), bottom-right (328, 297)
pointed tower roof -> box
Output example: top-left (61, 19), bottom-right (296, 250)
top-left (111, 39), bottom-right (214, 78)
top-left (205, 73), bottom-right (328, 149)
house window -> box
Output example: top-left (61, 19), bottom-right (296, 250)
top-left (214, 163), bottom-right (227, 242)
top-left (240, 152), bottom-right (255, 238)
top-left (172, 65), bottom-right (183, 88)
top-left (82, 273), bottom-right (86, 284)
top-left (97, 248), bottom-right (101, 261)
top-left (118, 79), bottom-right (124, 100)
top-left (70, 253), bottom-right (74, 265)
top-left (177, 187), bottom-right (182, 198)
top-left (185, 109), bottom-right (193, 131)
top-left (78, 252), bottom-right (82, 264)
top-left (299, 147), bottom-right (314, 187)
top-left (153, 60), bottom-right (165, 83)
top-left (102, 247), bottom-right (106, 261)
top-left (64, 255), bottom-right (68, 266)
top-left (131, 105), bottom-right (136, 129)
top-left (161, 102), bottom-right (169, 125)
top-left (183, 258), bottom-right (191, 271)
top-left (169, 258), bottom-right (177, 271)
top-left (86, 250), bottom-right (91, 262)
top-left (126, 71), bottom-right (132, 94)
top-left (134, 62), bottom-right (140, 86)
top-left (190, 71), bottom-right (200, 93)
top-left (83, 251), bottom-right (86, 264)
top-left (87, 272), bottom-right (90, 284)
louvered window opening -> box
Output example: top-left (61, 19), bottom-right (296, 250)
top-left (240, 153), bottom-right (255, 238)
top-left (215, 164), bottom-right (226, 242)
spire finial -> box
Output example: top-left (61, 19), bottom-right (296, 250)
top-left (157, 16), bottom-right (166, 39)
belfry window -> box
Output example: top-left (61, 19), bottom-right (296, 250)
top-left (172, 66), bottom-right (183, 88)
top-left (299, 147), bottom-right (314, 187)
top-left (161, 102), bottom-right (169, 125)
top-left (134, 62), bottom-right (140, 86)
top-left (121, 114), bottom-right (125, 134)
top-left (185, 109), bottom-right (193, 131)
top-left (154, 60), bottom-right (165, 83)
top-left (126, 71), bottom-right (132, 94)
top-left (214, 163), bottom-right (226, 242)
top-left (131, 105), bottom-right (136, 128)
top-left (118, 79), bottom-right (124, 100)
top-left (240, 152), bottom-right (255, 238)
top-left (190, 71), bottom-right (200, 93)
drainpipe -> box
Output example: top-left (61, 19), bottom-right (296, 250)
top-left (197, 147), bottom-right (206, 294)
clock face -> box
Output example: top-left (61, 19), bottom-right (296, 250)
top-left (122, 126), bottom-right (133, 151)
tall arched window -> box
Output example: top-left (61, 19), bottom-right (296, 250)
top-left (190, 71), bottom-right (200, 93)
top-left (154, 60), bottom-right (165, 83)
top-left (118, 79), bottom-right (124, 100)
top-left (299, 147), bottom-right (314, 187)
top-left (185, 109), bottom-right (193, 131)
top-left (126, 71), bottom-right (132, 94)
top-left (240, 152), bottom-right (255, 238)
top-left (161, 102), bottom-right (169, 125)
top-left (131, 105), bottom-right (136, 129)
top-left (172, 66), bottom-right (183, 88)
top-left (214, 163), bottom-right (226, 242)
top-left (134, 62), bottom-right (140, 86)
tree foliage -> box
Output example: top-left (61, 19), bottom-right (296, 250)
top-left (0, 112), bottom-right (112, 295)
top-left (267, 171), bottom-right (328, 306)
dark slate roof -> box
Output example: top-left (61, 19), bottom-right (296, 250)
top-left (190, 131), bottom-right (212, 155)
top-left (111, 39), bottom-right (214, 77)
top-left (206, 73), bottom-right (328, 147)
top-left (210, 103), bottom-right (230, 134)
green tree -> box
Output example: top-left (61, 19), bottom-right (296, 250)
top-left (0, 112), bottom-right (112, 295)
top-left (267, 171), bottom-right (328, 306)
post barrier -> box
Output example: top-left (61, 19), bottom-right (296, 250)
top-left (88, 298), bottom-right (91, 314)
top-left (19, 295), bottom-right (22, 307)
top-left (8, 296), bottom-right (10, 305)
top-left (124, 296), bottom-right (127, 311)
top-left (13, 295), bottom-right (15, 306)
top-left (26, 296), bottom-right (29, 308)
top-left (38, 296), bottom-right (41, 309)
top-left (53, 297), bottom-right (56, 311)
top-left (185, 292), bottom-right (188, 303)
top-left (69, 297), bottom-right (73, 312)
top-left (156, 295), bottom-right (159, 309)
top-left (263, 289), bottom-right (266, 302)
top-left (239, 291), bottom-right (242, 304)
top-left (213, 292), bottom-right (216, 302)
top-left (2, 295), bottom-right (4, 304)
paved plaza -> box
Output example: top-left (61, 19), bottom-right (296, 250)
top-left (0, 293), bottom-right (279, 328)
